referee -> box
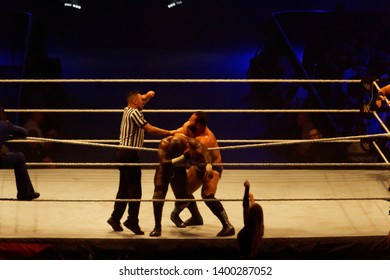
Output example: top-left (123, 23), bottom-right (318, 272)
top-left (107, 90), bottom-right (177, 235)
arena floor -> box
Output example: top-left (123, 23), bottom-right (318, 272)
top-left (1, 168), bottom-right (390, 259)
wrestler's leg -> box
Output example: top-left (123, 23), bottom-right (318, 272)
top-left (202, 171), bottom-right (235, 237)
top-left (183, 166), bottom-right (204, 225)
top-left (150, 166), bottom-right (171, 237)
top-left (170, 167), bottom-right (189, 228)
top-left (186, 166), bottom-right (203, 194)
top-left (170, 166), bottom-right (202, 227)
top-left (183, 194), bottom-right (204, 226)
top-left (200, 170), bottom-right (219, 197)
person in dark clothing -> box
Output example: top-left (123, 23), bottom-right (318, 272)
top-left (0, 107), bottom-right (40, 200)
top-left (237, 180), bottom-right (264, 259)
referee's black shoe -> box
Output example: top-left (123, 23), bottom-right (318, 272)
top-left (17, 192), bottom-right (40, 201)
top-left (107, 217), bottom-right (123, 232)
top-left (123, 220), bottom-right (145, 235)
top-left (150, 227), bottom-right (161, 237)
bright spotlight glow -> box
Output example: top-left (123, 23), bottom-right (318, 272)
top-left (167, 0), bottom-right (183, 8)
top-left (63, 0), bottom-right (82, 10)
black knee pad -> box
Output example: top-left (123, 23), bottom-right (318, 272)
top-left (204, 194), bottom-right (224, 214)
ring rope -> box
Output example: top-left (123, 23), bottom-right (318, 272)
top-left (209, 132), bottom-right (390, 151)
top-left (2, 79), bottom-right (387, 201)
top-left (26, 137), bottom-right (158, 152)
top-left (9, 139), bottom-right (361, 144)
top-left (24, 162), bottom-right (390, 168)
top-left (26, 162), bottom-right (158, 167)
top-left (372, 140), bottom-right (389, 164)
top-left (21, 132), bottom-right (390, 153)
top-left (0, 197), bottom-right (389, 202)
top-left (373, 111), bottom-right (390, 134)
top-left (373, 81), bottom-right (382, 92)
top-left (4, 109), bottom-right (360, 113)
top-left (0, 78), bottom-right (362, 83)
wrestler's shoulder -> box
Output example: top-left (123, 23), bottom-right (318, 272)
top-left (197, 134), bottom-right (218, 147)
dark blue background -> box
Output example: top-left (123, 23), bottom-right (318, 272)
top-left (1, 0), bottom-right (390, 164)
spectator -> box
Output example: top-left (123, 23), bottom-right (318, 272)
top-left (237, 180), bottom-right (264, 259)
top-left (0, 107), bottom-right (40, 200)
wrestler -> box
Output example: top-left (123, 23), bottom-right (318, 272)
top-left (375, 84), bottom-right (390, 109)
top-left (173, 111), bottom-right (235, 237)
top-left (363, 82), bottom-right (390, 110)
top-left (378, 84), bottom-right (390, 96)
top-left (150, 133), bottom-right (212, 237)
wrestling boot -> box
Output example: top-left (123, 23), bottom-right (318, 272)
top-left (215, 210), bottom-right (235, 237)
top-left (184, 199), bottom-right (204, 226)
top-left (204, 195), bottom-right (235, 237)
top-left (170, 206), bottom-right (186, 228)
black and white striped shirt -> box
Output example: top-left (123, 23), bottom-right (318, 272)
top-left (119, 107), bottom-right (148, 147)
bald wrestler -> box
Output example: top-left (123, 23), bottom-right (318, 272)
top-left (150, 134), bottom-right (213, 237)
top-left (173, 111), bottom-right (235, 237)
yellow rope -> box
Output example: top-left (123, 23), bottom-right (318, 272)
top-left (24, 162), bottom-right (390, 168)
top-left (26, 136), bottom-right (158, 152)
top-left (9, 138), bottom-right (360, 143)
top-left (4, 108), bottom-right (360, 113)
top-left (0, 78), bottom-right (362, 83)
top-left (0, 197), bottom-right (389, 202)
top-left (21, 132), bottom-right (389, 153)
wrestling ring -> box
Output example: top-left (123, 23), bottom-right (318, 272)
top-left (0, 78), bottom-right (390, 260)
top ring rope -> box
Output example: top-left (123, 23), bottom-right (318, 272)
top-left (0, 78), bottom-right (362, 83)
top-left (4, 109), bottom-right (360, 113)
top-left (9, 138), bottom-right (360, 144)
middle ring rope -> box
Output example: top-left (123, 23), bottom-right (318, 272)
top-left (26, 136), bottom-right (158, 152)
top-left (10, 139), bottom-right (361, 143)
top-left (24, 132), bottom-right (390, 152)
top-left (23, 162), bottom-right (390, 168)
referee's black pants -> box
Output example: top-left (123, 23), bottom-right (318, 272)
top-left (111, 149), bottom-right (142, 225)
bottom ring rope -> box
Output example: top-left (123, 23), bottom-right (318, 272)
top-left (1, 197), bottom-right (389, 202)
